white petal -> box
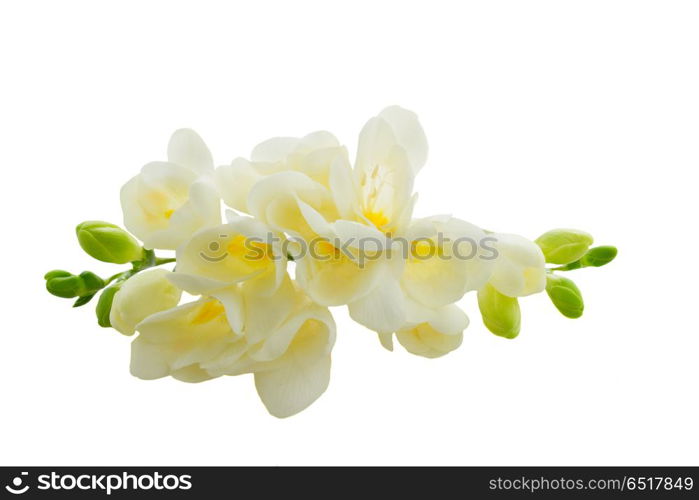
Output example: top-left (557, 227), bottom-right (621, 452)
top-left (173, 218), bottom-right (285, 296)
top-left (121, 162), bottom-right (198, 248)
top-left (139, 161), bottom-right (197, 189)
top-left (425, 303), bottom-right (470, 334)
top-left (401, 254), bottom-right (471, 309)
top-left (331, 220), bottom-right (388, 251)
top-left (133, 298), bottom-right (233, 375)
top-left (396, 326), bottom-right (463, 359)
top-left (378, 106), bottom-right (428, 173)
top-left (489, 233), bottom-right (546, 297)
top-left (295, 253), bottom-right (383, 306)
top-left (241, 275), bottom-right (297, 345)
top-left (355, 142), bottom-right (415, 233)
top-left (130, 337), bottom-right (170, 380)
top-left (396, 303), bottom-right (467, 359)
top-left (255, 353), bottom-right (331, 418)
top-left (167, 129), bottom-right (214, 173)
top-left (110, 269), bottom-right (182, 336)
top-left (215, 158), bottom-right (262, 213)
top-left (348, 269), bottom-right (406, 333)
top-left (289, 145), bottom-right (346, 187)
top-left (251, 294), bottom-right (335, 418)
top-left (171, 365), bottom-right (217, 383)
top-left (210, 286), bottom-right (245, 334)
top-left (143, 179), bottom-right (221, 250)
top-left (401, 216), bottom-right (494, 308)
top-left (199, 338), bottom-right (253, 377)
top-left (251, 137), bottom-right (301, 163)
top-left (251, 298), bottom-right (335, 363)
top-left (297, 200), bottom-right (334, 239)
top-left (405, 214), bottom-right (452, 240)
top-left (120, 175), bottom-right (150, 242)
top-left (166, 272), bottom-right (241, 295)
top-left (252, 131), bottom-right (339, 162)
top-left (355, 115), bottom-right (397, 176)
top-left (378, 331), bottom-right (394, 351)
top-left (248, 171), bottom-right (334, 237)
top-left (296, 130), bottom-right (340, 152)
top-left (329, 153), bottom-right (358, 219)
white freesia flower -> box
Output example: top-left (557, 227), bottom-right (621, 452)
top-left (486, 233), bottom-right (546, 297)
top-left (292, 106), bottom-right (429, 330)
top-left (383, 299), bottom-right (469, 358)
top-left (216, 131), bottom-right (347, 216)
top-left (340, 214), bottom-right (493, 339)
top-left (121, 129), bottom-right (221, 250)
top-left (248, 170), bottom-right (341, 240)
top-left (364, 216), bottom-right (493, 357)
top-left (402, 215), bottom-right (494, 308)
top-left (324, 105), bottom-right (427, 235)
top-left (129, 296), bottom-right (236, 383)
top-left (109, 269), bottom-right (182, 335)
top-left (206, 279), bottom-right (336, 418)
top-left (168, 214), bottom-right (287, 297)
top-left (357, 216), bottom-right (491, 350)
top-left (130, 278), bottom-right (336, 418)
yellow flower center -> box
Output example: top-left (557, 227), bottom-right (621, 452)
top-left (316, 240), bottom-right (340, 258)
top-left (164, 209), bottom-right (175, 219)
top-left (364, 210), bottom-right (389, 229)
top-left (226, 235), bottom-right (272, 266)
top-left (413, 240), bottom-right (434, 258)
top-left (411, 239), bottom-right (447, 259)
top-left (191, 301), bottom-right (225, 325)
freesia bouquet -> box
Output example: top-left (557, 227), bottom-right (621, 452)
top-left (45, 107), bottom-right (616, 417)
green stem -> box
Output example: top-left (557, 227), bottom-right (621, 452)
top-left (550, 261), bottom-right (582, 272)
top-left (155, 257), bottom-right (177, 266)
top-left (105, 271), bottom-right (128, 285)
top-left (104, 251), bottom-right (175, 287)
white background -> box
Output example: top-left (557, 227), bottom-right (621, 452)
top-left (1, 1), bottom-right (698, 466)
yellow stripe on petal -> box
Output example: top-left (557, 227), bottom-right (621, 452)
top-left (364, 210), bottom-right (389, 229)
top-left (316, 240), bottom-right (339, 258)
top-left (191, 301), bottom-right (225, 324)
top-left (226, 234), bottom-right (272, 269)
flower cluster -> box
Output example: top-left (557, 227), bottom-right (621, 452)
top-left (45, 107), bottom-right (616, 417)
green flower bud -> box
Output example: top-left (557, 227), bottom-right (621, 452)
top-left (45, 270), bottom-right (106, 299)
top-left (581, 245), bottom-right (617, 268)
top-left (477, 283), bottom-right (521, 339)
top-left (78, 271), bottom-right (105, 293)
top-left (44, 269), bottom-right (72, 280)
top-left (546, 274), bottom-right (584, 318)
top-left (46, 275), bottom-right (85, 298)
top-left (96, 285), bottom-right (121, 328)
top-left (535, 229), bottom-right (593, 265)
top-left (76, 221), bottom-right (144, 264)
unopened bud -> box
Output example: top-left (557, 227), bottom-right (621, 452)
top-left (477, 283), bottom-right (521, 339)
top-left (96, 285), bottom-right (121, 328)
top-left (535, 229), bottom-right (593, 265)
top-left (44, 270), bottom-right (72, 280)
top-left (581, 246), bottom-right (617, 268)
top-left (46, 275), bottom-right (84, 298)
top-left (76, 221), bottom-right (143, 264)
top-left (546, 274), bottom-right (584, 318)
